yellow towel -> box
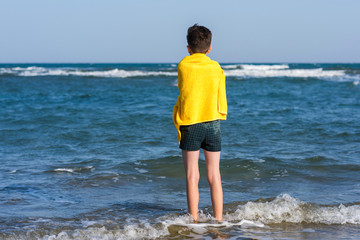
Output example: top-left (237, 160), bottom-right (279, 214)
top-left (173, 53), bottom-right (227, 143)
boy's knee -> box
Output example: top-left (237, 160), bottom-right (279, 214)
top-left (207, 172), bottom-right (221, 185)
top-left (186, 172), bottom-right (200, 183)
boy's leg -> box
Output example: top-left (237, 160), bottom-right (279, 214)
top-left (204, 150), bottom-right (223, 221)
top-left (182, 150), bottom-right (200, 221)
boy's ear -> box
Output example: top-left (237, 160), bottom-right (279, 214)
top-left (187, 46), bottom-right (192, 54)
top-left (206, 45), bottom-right (212, 54)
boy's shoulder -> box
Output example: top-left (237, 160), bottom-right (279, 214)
top-left (178, 54), bottom-right (221, 70)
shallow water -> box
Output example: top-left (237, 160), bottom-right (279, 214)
top-left (0, 63), bottom-right (359, 239)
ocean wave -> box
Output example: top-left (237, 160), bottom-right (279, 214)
top-left (50, 166), bottom-right (94, 173)
top-left (226, 194), bottom-right (360, 224)
top-left (24, 213), bottom-right (264, 240)
top-left (1, 65), bottom-right (357, 81)
top-left (221, 64), bottom-right (240, 69)
top-left (3, 194), bottom-right (360, 239)
top-left (0, 66), bottom-right (177, 78)
top-left (224, 68), bottom-right (346, 78)
top-left (222, 64), bottom-right (289, 70)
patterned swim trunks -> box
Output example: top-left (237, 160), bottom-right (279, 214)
top-left (179, 120), bottom-right (221, 152)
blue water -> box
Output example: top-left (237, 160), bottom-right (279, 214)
top-left (0, 63), bottom-right (359, 239)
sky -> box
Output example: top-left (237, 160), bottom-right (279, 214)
top-left (0, 0), bottom-right (359, 63)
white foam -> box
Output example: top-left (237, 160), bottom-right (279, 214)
top-left (54, 168), bottom-right (75, 173)
top-left (0, 66), bottom-right (177, 78)
top-left (222, 64), bottom-right (289, 70)
top-left (41, 213), bottom-right (265, 240)
top-left (33, 195), bottom-right (360, 239)
top-left (43, 222), bottom-right (170, 240)
top-left (135, 168), bottom-right (148, 174)
top-left (224, 68), bottom-right (345, 78)
top-left (222, 64), bottom-right (240, 69)
top-left (253, 159), bottom-right (266, 163)
top-left (176, 219), bottom-right (265, 229)
top-left (1, 65), bottom-right (353, 81)
top-left (241, 64), bottom-right (290, 70)
top-left (225, 194), bottom-right (360, 224)
top-left (54, 166), bottom-right (94, 173)
top-left (81, 220), bottom-right (99, 227)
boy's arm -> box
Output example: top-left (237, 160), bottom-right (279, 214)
top-left (218, 69), bottom-right (227, 115)
top-left (173, 64), bottom-right (183, 143)
top-left (173, 96), bottom-right (181, 143)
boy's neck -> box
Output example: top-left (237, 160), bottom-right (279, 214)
top-left (187, 45), bottom-right (212, 55)
top-left (190, 52), bottom-right (207, 56)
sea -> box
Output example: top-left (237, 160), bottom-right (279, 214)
top-left (0, 63), bottom-right (359, 240)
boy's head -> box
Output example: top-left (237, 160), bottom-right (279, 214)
top-left (187, 24), bottom-right (212, 54)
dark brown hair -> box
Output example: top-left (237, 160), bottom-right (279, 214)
top-left (187, 24), bottom-right (212, 53)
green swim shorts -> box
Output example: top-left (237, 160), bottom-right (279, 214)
top-left (179, 120), bottom-right (221, 152)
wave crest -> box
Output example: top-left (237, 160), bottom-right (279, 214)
top-left (4, 194), bottom-right (360, 239)
top-left (0, 66), bottom-right (177, 78)
top-left (222, 64), bottom-right (289, 70)
top-left (0, 65), bottom-right (355, 80)
top-left (224, 68), bottom-right (345, 78)
top-left (226, 194), bottom-right (360, 224)
top-left (241, 64), bottom-right (290, 70)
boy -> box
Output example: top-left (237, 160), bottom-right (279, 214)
top-left (173, 24), bottom-right (227, 222)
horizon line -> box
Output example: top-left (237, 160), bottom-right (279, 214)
top-left (1, 61), bottom-right (360, 64)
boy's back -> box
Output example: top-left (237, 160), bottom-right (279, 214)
top-left (174, 53), bottom-right (227, 142)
